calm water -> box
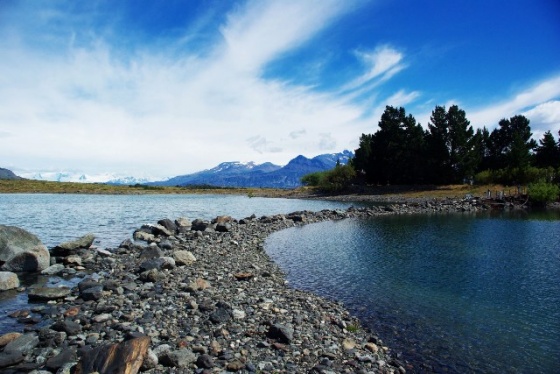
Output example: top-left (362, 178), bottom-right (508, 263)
top-left (0, 193), bottom-right (353, 248)
top-left (266, 211), bottom-right (560, 373)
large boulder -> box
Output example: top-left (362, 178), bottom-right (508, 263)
top-left (0, 225), bottom-right (50, 272)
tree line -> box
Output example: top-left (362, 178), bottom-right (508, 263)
top-left (303, 105), bottom-right (560, 201)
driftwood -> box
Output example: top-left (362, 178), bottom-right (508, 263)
top-left (74, 336), bottom-right (150, 374)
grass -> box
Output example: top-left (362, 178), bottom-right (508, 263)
top-left (0, 179), bottom-right (517, 200)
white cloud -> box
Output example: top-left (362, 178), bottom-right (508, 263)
top-left (344, 45), bottom-right (406, 91)
top-left (318, 133), bottom-right (337, 150)
top-left (0, 0), bottom-right (368, 177)
top-left (468, 75), bottom-right (560, 130)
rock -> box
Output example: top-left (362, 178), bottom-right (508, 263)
top-left (151, 224), bottom-right (173, 237)
top-left (133, 231), bottom-right (155, 242)
top-left (139, 257), bottom-right (175, 272)
top-left (175, 217), bottom-right (191, 228)
top-left (160, 348), bottom-right (196, 368)
top-left (51, 320), bottom-right (82, 336)
top-left (0, 225), bottom-right (51, 272)
top-left (196, 354), bottom-right (214, 368)
top-left (226, 360), bottom-right (245, 371)
top-left (267, 323), bottom-right (294, 344)
top-left (0, 271), bottom-right (19, 291)
top-left (187, 278), bottom-right (211, 292)
top-left (234, 272), bottom-right (254, 281)
top-left (51, 233), bottom-right (95, 256)
top-left (343, 338), bottom-right (356, 350)
top-left (0, 352), bottom-right (24, 368)
top-left (80, 285), bottom-right (104, 301)
top-left (64, 255), bottom-right (82, 266)
top-left (157, 219), bottom-right (177, 233)
top-left (41, 263), bottom-right (65, 275)
top-left (74, 335), bottom-right (150, 374)
top-left (141, 349), bottom-right (158, 370)
top-left (28, 286), bottom-right (71, 301)
top-left (364, 342), bottom-right (379, 353)
top-left (0, 332), bottom-right (22, 347)
top-left (191, 219), bottom-right (209, 231)
top-left (3, 332), bottom-right (39, 355)
top-left (209, 307), bottom-right (232, 324)
top-left (139, 245), bottom-right (163, 260)
top-left (215, 222), bottom-right (231, 232)
top-left (173, 250), bottom-right (196, 266)
top-left (45, 347), bottom-right (77, 371)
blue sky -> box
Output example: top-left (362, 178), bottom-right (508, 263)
top-left (1, 0), bottom-right (559, 179)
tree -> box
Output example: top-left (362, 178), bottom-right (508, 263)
top-left (425, 105), bottom-right (478, 183)
top-left (354, 106), bottom-right (426, 185)
top-left (534, 130), bottom-right (560, 169)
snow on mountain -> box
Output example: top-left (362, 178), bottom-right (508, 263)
top-left (17, 171), bottom-right (159, 185)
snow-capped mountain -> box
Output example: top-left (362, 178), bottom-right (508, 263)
top-left (153, 150), bottom-right (353, 189)
top-left (16, 171), bottom-right (158, 185)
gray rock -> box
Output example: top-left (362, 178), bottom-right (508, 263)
top-left (157, 219), bottom-right (177, 233)
top-left (4, 332), bottom-right (39, 355)
top-left (41, 264), bottom-right (65, 275)
top-left (45, 347), bottom-right (76, 371)
top-left (196, 353), bottom-right (214, 368)
top-left (173, 250), bottom-right (196, 266)
top-left (0, 271), bottom-right (19, 291)
top-left (209, 307), bottom-right (232, 324)
top-left (160, 348), bottom-right (196, 368)
top-left (133, 231), bottom-right (156, 242)
top-left (0, 225), bottom-right (50, 272)
top-left (139, 245), bottom-right (163, 260)
top-left (139, 256), bottom-right (175, 272)
top-left (80, 285), bottom-right (103, 301)
top-left (191, 219), bottom-right (209, 231)
top-left (267, 323), bottom-right (294, 344)
top-left (0, 352), bottom-right (24, 368)
top-left (215, 222), bottom-right (231, 232)
top-left (51, 320), bottom-right (82, 336)
top-left (51, 233), bottom-right (95, 256)
top-left (28, 287), bottom-right (71, 301)
top-left (175, 217), bottom-right (191, 228)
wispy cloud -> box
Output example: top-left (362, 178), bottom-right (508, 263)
top-left (468, 75), bottom-right (560, 129)
top-left (344, 45), bottom-right (406, 91)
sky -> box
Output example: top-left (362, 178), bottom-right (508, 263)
top-left (1, 0), bottom-right (559, 179)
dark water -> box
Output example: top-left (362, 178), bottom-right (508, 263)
top-left (0, 193), bottom-right (356, 334)
top-left (265, 211), bottom-right (560, 373)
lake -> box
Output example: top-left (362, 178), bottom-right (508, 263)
top-left (1, 193), bottom-right (559, 373)
top-left (265, 211), bottom-right (560, 373)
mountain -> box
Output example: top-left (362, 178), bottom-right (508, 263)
top-left (0, 167), bottom-right (23, 180)
top-left (17, 171), bottom-right (157, 185)
top-left (153, 150), bottom-right (353, 189)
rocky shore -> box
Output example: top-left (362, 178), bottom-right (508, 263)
top-left (0, 198), bottom-right (490, 373)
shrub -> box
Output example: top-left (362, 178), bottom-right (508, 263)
top-left (528, 181), bottom-right (560, 206)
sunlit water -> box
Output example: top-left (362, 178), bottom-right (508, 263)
top-left (0, 193), bottom-right (355, 334)
top-left (265, 211), bottom-right (560, 373)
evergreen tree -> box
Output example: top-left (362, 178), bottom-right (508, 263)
top-left (534, 130), bottom-right (560, 169)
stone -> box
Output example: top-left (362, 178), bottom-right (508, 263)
top-left (0, 271), bottom-right (19, 291)
top-left (149, 224), bottom-right (172, 237)
top-left (0, 332), bottom-right (22, 347)
top-left (160, 348), bottom-right (196, 368)
top-left (342, 338), bottom-right (356, 350)
top-left (41, 263), bottom-right (65, 275)
top-left (3, 332), bottom-right (39, 355)
top-left (0, 352), bottom-right (24, 368)
top-left (186, 278), bottom-right (210, 292)
top-left (133, 231), bottom-right (155, 242)
top-left (80, 285), bottom-right (104, 301)
top-left (157, 219), bottom-right (177, 233)
top-left (51, 320), bottom-right (82, 336)
top-left (173, 250), bottom-right (196, 266)
top-left (215, 223), bottom-right (231, 232)
top-left (267, 323), bottom-right (294, 344)
top-left (141, 349), bottom-right (158, 370)
top-left (74, 335), bottom-right (150, 374)
top-left (234, 272), bottom-right (254, 281)
top-left (45, 347), bottom-right (77, 371)
top-left (139, 245), bottom-right (163, 260)
top-left (196, 353), bottom-right (214, 369)
top-left (209, 307), bottom-right (232, 324)
top-left (51, 233), bottom-right (95, 256)
top-left (364, 342), bottom-right (378, 353)
top-left (0, 225), bottom-right (51, 272)
top-left (28, 286), bottom-right (71, 301)
top-left (191, 219), bottom-right (209, 231)
top-left (226, 360), bottom-right (245, 371)
top-left (175, 217), bottom-right (191, 228)
top-left (64, 255), bottom-right (82, 266)
top-left (139, 257), bottom-right (175, 272)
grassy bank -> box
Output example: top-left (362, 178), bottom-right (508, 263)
top-left (0, 179), bottom-right (514, 200)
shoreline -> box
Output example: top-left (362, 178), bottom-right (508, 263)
top-left (0, 200), bottom-right (489, 373)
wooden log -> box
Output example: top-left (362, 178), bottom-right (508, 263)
top-left (74, 336), bottom-right (150, 374)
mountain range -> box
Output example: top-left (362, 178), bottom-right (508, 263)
top-left (151, 150), bottom-right (353, 189)
top-left (1, 150), bottom-right (353, 188)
